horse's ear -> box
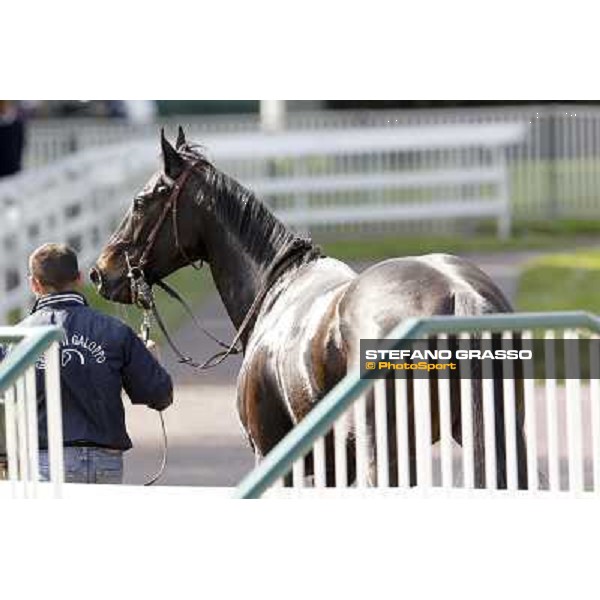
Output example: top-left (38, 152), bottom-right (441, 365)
top-left (161, 128), bottom-right (184, 178)
top-left (176, 125), bottom-right (186, 149)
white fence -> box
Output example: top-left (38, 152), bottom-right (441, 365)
top-left (23, 104), bottom-right (600, 221)
top-left (0, 142), bottom-right (159, 323)
top-left (207, 123), bottom-right (526, 239)
top-left (0, 326), bottom-right (64, 499)
top-left (0, 124), bottom-right (524, 324)
top-left (235, 312), bottom-right (600, 498)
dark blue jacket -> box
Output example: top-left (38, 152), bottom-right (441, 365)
top-left (19, 291), bottom-right (173, 450)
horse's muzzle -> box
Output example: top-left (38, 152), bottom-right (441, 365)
top-left (89, 266), bottom-right (132, 304)
top-left (89, 267), bottom-right (103, 291)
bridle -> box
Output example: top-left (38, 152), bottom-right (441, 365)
top-left (122, 156), bottom-right (320, 485)
top-left (126, 160), bottom-right (203, 306)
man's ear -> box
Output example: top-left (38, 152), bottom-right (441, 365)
top-left (30, 276), bottom-right (43, 296)
top-left (176, 125), bottom-right (186, 149)
top-left (161, 128), bottom-right (184, 179)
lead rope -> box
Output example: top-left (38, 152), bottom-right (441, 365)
top-left (141, 310), bottom-right (169, 487)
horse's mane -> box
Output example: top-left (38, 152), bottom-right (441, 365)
top-left (179, 143), bottom-right (319, 267)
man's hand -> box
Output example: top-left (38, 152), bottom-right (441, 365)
top-left (141, 337), bottom-right (161, 361)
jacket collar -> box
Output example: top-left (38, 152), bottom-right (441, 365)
top-left (31, 291), bottom-right (88, 314)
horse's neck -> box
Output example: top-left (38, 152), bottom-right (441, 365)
top-left (198, 176), bottom-right (294, 331)
top-left (206, 244), bottom-right (263, 330)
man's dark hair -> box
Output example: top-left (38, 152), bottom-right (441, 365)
top-left (30, 243), bottom-right (79, 291)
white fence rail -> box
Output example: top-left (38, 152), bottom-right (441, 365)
top-left (235, 312), bottom-right (600, 498)
top-left (0, 326), bottom-right (64, 498)
top-left (0, 124), bottom-right (524, 324)
top-left (0, 142), bottom-right (158, 323)
top-left (23, 104), bottom-right (600, 221)
top-left (210, 123), bottom-right (526, 238)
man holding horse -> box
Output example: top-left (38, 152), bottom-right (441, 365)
top-left (18, 242), bottom-right (173, 484)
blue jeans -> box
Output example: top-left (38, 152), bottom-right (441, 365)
top-left (39, 447), bottom-right (124, 484)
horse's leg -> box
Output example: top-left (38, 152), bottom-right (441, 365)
top-left (467, 333), bottom-right (487, 489)
top-left (449, 339), bottom-right (528, 492)
top-left (406, 371), bottom-right (418, 487)
top-left (492, 334), bottom-right (508, 490)
top-left (513, 338), bottom-right (529, 489)
top-left (450, 347), bottom-right (486, 488)
top-left (364, 388), bottom-right (378, 485)
top-left (373, 373), bottom-right (417, 488)
top-left (386, 373), bottom-right (399, 487)
top-left (515, 410), bottom-right (529, 490)
top-left (449, 362), bottom-right (485, 486)
top-left (427, 338), bottom-right (442, 485)
top-left (472, 376), bottom-right (486, 489)
top-left (324, 430), bottom-right (336, 487)
top-left (237, 360), bottom-right (295, 486)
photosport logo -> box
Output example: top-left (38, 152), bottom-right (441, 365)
top-left (359, 337), bottom-right (598, 380)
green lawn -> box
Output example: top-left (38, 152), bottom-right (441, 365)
top-left (517, 249), bottom-right (600, 313)
top-left (321, 219), bottom-right (600, 262)
top-left (84, 266), bottom-right (212, 344)
top-left (516, 248), bottom-right (600, 379)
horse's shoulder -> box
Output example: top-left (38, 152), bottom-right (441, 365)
top-left (303, 256), bottom-right (356, 281)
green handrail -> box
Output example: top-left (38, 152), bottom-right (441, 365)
top-left (234, 311), bottom-right (600, 498)
top-left (0, 326), bottom-right (64, 397)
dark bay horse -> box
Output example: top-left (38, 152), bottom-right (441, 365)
top-left (91, 128), bottom-right (528, 488)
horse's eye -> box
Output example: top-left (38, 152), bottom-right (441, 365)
top-left (156, 183), bottom-right (169, 195)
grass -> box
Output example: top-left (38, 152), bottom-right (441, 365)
top-left (516, 248), bottom-right (600, 379)
top-left (83, 266), bottom-right (212, 345)
top-left (517, 249), bottom-right (600, 313)
top-left (321, 219), bottom-right (600, 262)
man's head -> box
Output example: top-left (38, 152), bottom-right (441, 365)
top-left (28, 243), bottom-right (82, 296)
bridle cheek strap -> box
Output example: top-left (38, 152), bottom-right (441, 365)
top-left (137, 165), bottom-right (196, 270)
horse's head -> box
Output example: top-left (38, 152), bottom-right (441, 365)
top-left (91, 127), bottom-right (209, 305)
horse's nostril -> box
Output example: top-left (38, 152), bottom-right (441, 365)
top-left (89, 268), bottom-right (102, 288)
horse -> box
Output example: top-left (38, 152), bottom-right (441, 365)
top-left (91, 127), bottom-right (528, 489)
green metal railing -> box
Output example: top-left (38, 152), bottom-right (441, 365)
top-left (234, 311), bottom-right (600, 498)
top-left (0, 326), bottom-right (64, 396)
top-left (0, 326), bottom-right (64, 496)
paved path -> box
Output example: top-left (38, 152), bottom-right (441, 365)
top-left (124, 384), bottom-right (252, 486)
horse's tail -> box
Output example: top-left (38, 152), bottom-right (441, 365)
top-left (452, 290), bottom-right (529, 490)
top-left (452, 291), bottom-right (488, 489)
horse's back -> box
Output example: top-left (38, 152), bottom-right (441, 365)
top-left (338, 253), bottom-right (512, 346)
